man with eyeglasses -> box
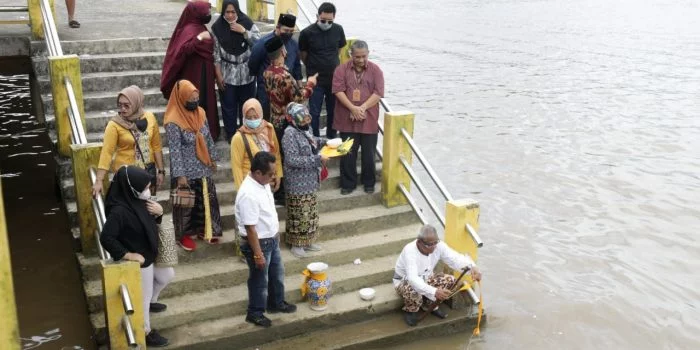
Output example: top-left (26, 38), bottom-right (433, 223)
top-left (393, 224), bottom-right (482, 326)
top-left (298, 2), bottom-right (347, 138)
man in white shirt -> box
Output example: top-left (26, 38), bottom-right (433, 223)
top-left (235, 151), bottom-right (297, 328)
top-left (393, 224), bottom-right (482, 326)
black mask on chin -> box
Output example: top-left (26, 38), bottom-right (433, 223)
top-left (201, 14), bottom-right (212, 24)
top-left (135, 119), bottom-right (148, 132)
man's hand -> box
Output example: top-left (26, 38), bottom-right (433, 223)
top-left (435, 288), bottom-right (451, 301)
top-left (254, 254), bottom-right (266, 270)
top-left (216, 77), bottom-right (225, 91)
top-left (124, 252), bottom-right (145, 265)
top-left (350, 106), bottom-right (365, 121)
top-left (307, 73), bottom-right (318, 87)
top-left (470, 266), bottom-right (482, 281)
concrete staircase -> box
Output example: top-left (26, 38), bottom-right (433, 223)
top-left (32, 36), bottom-right (481, 349)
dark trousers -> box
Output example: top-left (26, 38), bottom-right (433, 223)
top-left (240, 237), bottom-right (286, 317)
top-left (339, 132), bottom-right (378, 190)
top-left (309, 85), bottom-right (337, 138)
top-left (219, 81), bottom-right (255, 142)
top-left (256, 82), bottom-right (271, 121)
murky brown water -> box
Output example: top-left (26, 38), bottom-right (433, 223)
top-left (335, 0), bottom-right (700, 348)
top-left (0, 72), bottom-right (96, 349)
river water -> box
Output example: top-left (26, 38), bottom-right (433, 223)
top-left (333, 0), bottom-right (700, 349)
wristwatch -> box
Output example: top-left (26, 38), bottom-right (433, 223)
top-left (158, 169), bottom-right (166, 175)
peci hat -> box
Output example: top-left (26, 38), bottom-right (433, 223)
top-left (264, 36), bottom-right (284, 53)
top-left (277, 13), bottom-right (296, 28)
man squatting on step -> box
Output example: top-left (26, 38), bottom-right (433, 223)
top-left (393, 224), bottom-right (482, 326)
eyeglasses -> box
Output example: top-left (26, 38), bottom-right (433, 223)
top-left (319, 19), bottom-right (333, 24)
top-left (117, 102), bottom-right (131, 109)
top-left (420, 239), bottom-right (440, 248)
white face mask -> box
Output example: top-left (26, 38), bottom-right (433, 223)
top-left (138, 188), bottom-right (151, 200)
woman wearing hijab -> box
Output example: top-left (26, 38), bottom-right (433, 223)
top-left (231, 98), bottom-right (283, 190)
top-left (281, 102), bottom-right (330, 258)
top-left (100, 165), bottom-right (174, 347)
top-left (161, 0), bottom-right (221, 140)
top-left (165, 79), bottom-right (222, 252)
top-left (213, 0), bottom-right (261, 142)
top-left (92, 85), bottom-right (165, 197)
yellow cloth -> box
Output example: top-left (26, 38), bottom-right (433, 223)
top-left (202, 177), bottom-right (213, 241)
top-left (97, 112), bottom-right (162, 173)
top-left (230, 124), bottom-right (283, 189)
top-left (473, 280), bottom-right (483, 336)
top-left (301, 269), bottom-right (327, 297)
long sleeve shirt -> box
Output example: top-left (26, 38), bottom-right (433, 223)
top-left (100, 206), bottom-right (162, 268)
top-left (393, 240), bottom-right (475, 301)
top-left (263, 64), bottom-right (314, 127)
top-left (97, 112), bottom-right (162, 173)
top-left (213, 24), bottom-right (261, 86)
top-left (281, 126), bottom-right (326, 195)
top-left (248, 32), bottom-right (302, 84)
top-left (230, 123), bottom-right (284, 190)
top-left (165, 123), bottom-right (218, 179)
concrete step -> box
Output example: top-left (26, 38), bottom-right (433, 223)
top-left (43, 87), bottom-right (165, 117)
top-left (251, 305), bottom-right (484, 350)
top-left (161, 282), bottom-right (403, 349)
top-left (30, 37), bottom-right (171, 57)
top-left (38, 69), bottom-right (162, 95)
top-left (87, 247), bottom-right (414, 330)
top-left (33, 51), bottom-right (166, 76)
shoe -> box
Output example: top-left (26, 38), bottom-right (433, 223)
top-left (197, 233), bottom-right (220, 244)
top-left (291, 246), bottom-right (307, 258)
top-left (150, 302), bottom-right (167, 313)
top-left (364, 186), bottom-right (375, 194)
top-left (431, 308), bottom-right (448, 319)
top-left (268, 301), bottom-right (297, 314)
top-left (340, 188), bottom-right (354, 195)
top-left (245, 314), bottom-right (272, 328)
top-left (403, 311), bottom-right (418, 327)
top-left (178, 235), bottom-right (196, 251)
top-left (145, 329), bottom-right (169, 347)
top-left (304, 244), bottom-right (322, 252)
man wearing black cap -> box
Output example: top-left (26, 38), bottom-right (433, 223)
top-left (249, 13), bottom-right (303, 120)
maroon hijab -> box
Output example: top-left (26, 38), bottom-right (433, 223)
top-left (160, 1), bottom-right (213, 99)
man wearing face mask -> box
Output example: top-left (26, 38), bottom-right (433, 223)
top-left (161, 1), bottom-right (221, 140)
top-left (248, 13), bottom-right (303, 120)
top-left (299, 2), bottom-right (347, 139)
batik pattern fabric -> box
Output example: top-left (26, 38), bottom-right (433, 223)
top-left (171, 176), bottom-right (222, 239)
top-left (395, 273), bottom-right (455, 312)
top-left (262, 64), bottom-right (313, 128)
top-left (283, 192), bottom-right (319, 247)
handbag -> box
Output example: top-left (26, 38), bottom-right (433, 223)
top-left (170, 185), bottom-right (195, 208)
top-left (155, 225), bottom-right (178, 267)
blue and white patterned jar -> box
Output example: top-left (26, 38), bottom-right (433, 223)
top-left (303, 262), bottom-right (332, 311)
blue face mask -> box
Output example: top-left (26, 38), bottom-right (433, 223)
top-left (245, 118), bottom-right (262, 129)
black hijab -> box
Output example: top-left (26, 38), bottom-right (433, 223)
top-left (105, 165), bottom-right (158, 253)
top-left (212, 0), bottom-right (255, 56)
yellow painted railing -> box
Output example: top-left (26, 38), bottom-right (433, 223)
top-left (0, 178), bottom-right (20, 350)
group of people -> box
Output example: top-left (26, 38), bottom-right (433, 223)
top-left (93, 0), bottom-right (480, 347)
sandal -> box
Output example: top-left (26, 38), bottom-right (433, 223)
top-left (68, 20), bottom-right (80, 28)
top-left (197, 233), bottom-right (220, 244)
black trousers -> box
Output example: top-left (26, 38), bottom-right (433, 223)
top-left (339, 132), bottom-right (378, 190)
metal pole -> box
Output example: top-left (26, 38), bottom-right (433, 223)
top-left (379, 98), bottom-right (392, 113)
top-left (398, 183), bottom-right (429, 225)
top-left (66, 107), bottom-right (79, 145)
top-left (400, 128), bottom-right (453, 202)
top-left (121, 315), bottom-right (138, 347)
top-left (399, 155), bottom-right (446, 227)
top-left (90, 168), bottom-right (110, 260)
top-left (40, 0), bottom-right (62, 56)
top-left (465, 286), bottom-right (480, 305)
top-left (465, 223), bottom-right (484, 248)
top-left (64, 77), bottom-right (87, 145)
top-left (295, 0), bottom-right (314, 25)
top-left (119, 284), bottom-right (135, 315)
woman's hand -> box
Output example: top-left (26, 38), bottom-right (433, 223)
top-left (145, 200), bottom-right (164, 217)
top-left (92, 181), bottom-right (103, 198)
top-left (230, 22), bottom-right (246, 34)
top-left (320, 155), bottom-right (329, 167)
top-left (198, 31), bottom-right (212, 41)
top-left (123, 252), bottom-right (145, 265)
top-left (272, 177), bottom-right (281, 192)
top-left (210, 162), bottom-right (218, 171)
top-left (177, 176), bottom-right (188, 188)
top-left (156, 173), bottom-right (164, 188)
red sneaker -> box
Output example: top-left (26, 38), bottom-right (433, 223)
top-left (178, 235), bottom-right (196, 251)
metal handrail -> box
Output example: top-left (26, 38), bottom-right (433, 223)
top-left (119, 284), bottom-right (135, 315)
top-left (397, 183), bottom-right (428, 225)
top-left (39, 0), bottom-right (62, 56)
top-left (295, 0), bottom-right (314, 27)
top-left (121, 315), bottom-right (137, 347)
top-left (399, 155), bottom-right (445, 227)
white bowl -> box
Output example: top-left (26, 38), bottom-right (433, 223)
top-left (359, 288), bottom-right (375, 301)
top-left (326, 138), bottom-right (343, 149)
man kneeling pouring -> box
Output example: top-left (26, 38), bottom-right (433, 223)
top-left (393, 224), bottom-right (482, 326)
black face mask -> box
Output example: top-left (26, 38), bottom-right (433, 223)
top-left (135, 119), bottom-right (148, 132)
top-left (280, 33), bottom-right (293, 41)
top-left (298, 124), bottom-right (310, 131)
top-left (201, 14), bottom-right (212, 24)
top-left (185, 101), bottom-right (199, 111)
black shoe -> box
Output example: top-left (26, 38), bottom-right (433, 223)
top-left (431, 308), bottom-right (448, 319)
top-left (403, 311), bottom-right (418, 327)
top-left (146, 329), bottom-right (169, 347)
top-left (150, 302), bottom-right (167, 313)
top-left (341, 188), bottom-right (354, 195)
top-left (364, 186), bottom-right (375, 194)
top-left (268, 301), bottom-right (297, 314)
top-left (245, 314), bottom-right (272, 328)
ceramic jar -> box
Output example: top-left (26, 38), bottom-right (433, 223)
top-left (303, 262), bottom-right (332, 311)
